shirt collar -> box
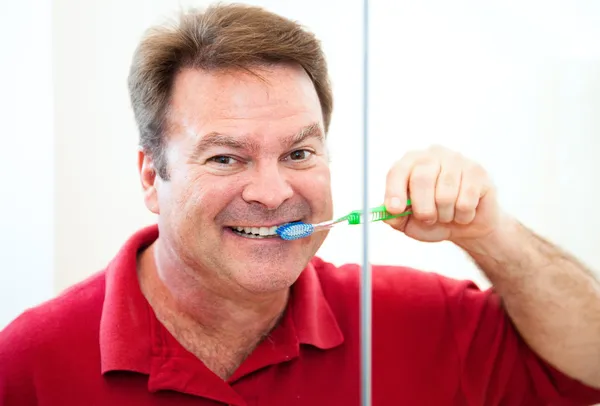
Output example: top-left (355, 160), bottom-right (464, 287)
top-left (290, 259), bottom-right (344, 349)
top-left (100, 225), bottom-right (158, 374)
top-left (99, 224), bottom-right (344, 376)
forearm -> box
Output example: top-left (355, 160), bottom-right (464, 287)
top-left (457, 216), bottom-right (600, 388)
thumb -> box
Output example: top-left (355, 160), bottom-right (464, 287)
top-left (384, 215), bottom-right (409, 232)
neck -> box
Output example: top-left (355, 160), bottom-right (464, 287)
top-left (137, 241), bottom-right (289, 349)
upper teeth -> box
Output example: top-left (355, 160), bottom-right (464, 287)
top-left (233, 226), bottom-right (278, 236)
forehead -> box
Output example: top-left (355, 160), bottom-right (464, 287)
top-left (168, 64), bottom-right (324, 143)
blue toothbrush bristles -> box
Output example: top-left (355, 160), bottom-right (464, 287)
top-left (276, 222), bottom-right (315, 240)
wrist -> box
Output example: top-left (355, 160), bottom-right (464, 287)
top-left (455, 213), bottom-right (523, 261)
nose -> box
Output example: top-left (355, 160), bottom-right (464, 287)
top-left (242, 164), bottom-right (294, 210)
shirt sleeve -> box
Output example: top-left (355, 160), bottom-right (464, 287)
top-left (0, 313), bottom-right (39, 406)
top-left (438, 275), bottom-right (600, 406)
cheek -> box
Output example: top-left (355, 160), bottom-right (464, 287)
top-left (294, 168), bottom-right (332, 210)
top-left (307, 172), bottom-right (330, 192)
top-left (178, 173), bottom-right (244, 218)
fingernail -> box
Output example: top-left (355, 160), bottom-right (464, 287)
top-left (389, 197), bottom-right (402, 210)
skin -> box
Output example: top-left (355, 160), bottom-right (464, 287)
top-left (137, 64), bottom-right (332, 378)
top-left (138, 63), bottom-right (600, 387)
top-left (383, 146), bottom-right (600, 389)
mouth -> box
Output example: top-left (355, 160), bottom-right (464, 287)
top-left (227, 221), bottom-right (301, 239)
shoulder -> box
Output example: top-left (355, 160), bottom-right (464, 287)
top-left (309, 256), bottom-right (495, 332)
top-left (310, 255), bottom-right (480, 305)
top-left (0, 270), bottom-right (106, 342)
top-left (0, 271), bottom-right (106, 387)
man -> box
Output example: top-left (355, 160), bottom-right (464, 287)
top-left (1, 3), bottom-right (600, 405)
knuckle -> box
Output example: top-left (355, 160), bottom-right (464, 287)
top-left (414, 210), bottom-right (437, 220)
top-left (397, 150), bottom-right (421, 165)
top-left (410, 177), bottom-right (433, 191)
top-left (466, 161), bottom-right (486, 177)
top-left (437, 211), bottom-right (455, 223)
top-left (455, 199), bottom-right (474, 213)
top-left (411, 164), bottom-right (439, 183)
top-left (435, 192), bottom-right (456, 207)
top-left (439, 170), bottom-right (458, 187)
top-left (386, 159), bottom-right (409, 181)
top-left (466, 185), bottom-right (480, 199)
top-left (454, 214), bottom-right (473, 225)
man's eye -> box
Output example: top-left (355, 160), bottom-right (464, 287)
top-left (208, 156), bottom-right (237, 165)
top-left (289, 150), bottom-right (312, 161)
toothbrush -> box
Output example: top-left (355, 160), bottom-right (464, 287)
top-left (276, 200), bottom-right (412, 241)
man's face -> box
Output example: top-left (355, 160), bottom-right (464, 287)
top-left (140, 64), bottom-right (333, 294)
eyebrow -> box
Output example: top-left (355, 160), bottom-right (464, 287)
top-left (283, 122), bottom-right (324, 147)
top-left (191, 122), bottom-right (324, 157)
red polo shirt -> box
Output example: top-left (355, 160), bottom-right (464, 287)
top-left (1, 225), bottom-right (600, 405)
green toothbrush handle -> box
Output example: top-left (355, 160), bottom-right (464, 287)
top-left (347, 199), bottom-right (412, 225)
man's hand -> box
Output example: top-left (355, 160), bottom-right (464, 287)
top-left (383, 145), bottom-right (504, 244)
top-left (384, 146), bottom-right (600, 390)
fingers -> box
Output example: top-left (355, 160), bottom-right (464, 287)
top-left (385, 146), bottom-right (487, 226)
top-left (385, 152), bottom-right (419, 214)
top-left (454, 164), bottom-right (484, 224)
top-left (409, 161), bottom-right (440, 224)
top-left (435, 156), bottom-right (462, 223)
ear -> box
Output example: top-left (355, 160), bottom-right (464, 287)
top-left (138, 149), bottom-right (160, 214)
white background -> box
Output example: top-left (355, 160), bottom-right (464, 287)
top-left (1, 0), bottom-right (599, 329)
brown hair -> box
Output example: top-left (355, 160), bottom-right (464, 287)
top-left (127, 3), bottom-right (333, 179)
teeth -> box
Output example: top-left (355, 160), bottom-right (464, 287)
top-left (231, 225), bottom-right (279, 237)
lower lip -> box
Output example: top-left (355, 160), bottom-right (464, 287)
top-left (224, 227), bottom-right (287, 243)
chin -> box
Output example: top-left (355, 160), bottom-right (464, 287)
top-left (234, 263), bottom-right (305, 294)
